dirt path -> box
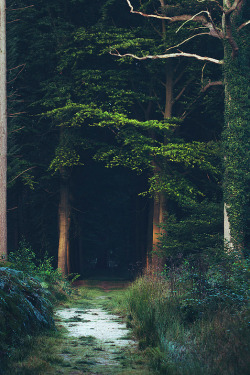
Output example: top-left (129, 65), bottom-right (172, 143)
top-left (51, 282), bottom-right (152, 375)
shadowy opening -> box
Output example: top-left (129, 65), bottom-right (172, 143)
top-left (69, 164), bottom-right (149, 280)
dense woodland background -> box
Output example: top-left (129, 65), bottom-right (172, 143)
top-left (0, 1), bottom-right (250, 374)
top-left (4, 0), bottom-right (249, 275)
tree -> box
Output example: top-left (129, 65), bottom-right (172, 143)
top-left (113, 0), bottom-right (250, 255)
top-left (0, 0), bottom-right (7, 259)
top-left (5, 0), bottom-right (224, 275)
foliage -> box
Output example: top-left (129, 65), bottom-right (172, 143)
top-left (0, 266), bottom-right (55, 372)
top-left (8, 240), bottom-right (79, 302)
top-left (0, 240), bottom-right (80, 371)
top-left (159, 201), bottom-right (223, 259)
top-left (125, 262), bottom-right (249, 375)
top-left (223, 10), bottom-right (250, 250)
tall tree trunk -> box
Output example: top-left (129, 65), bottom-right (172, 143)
top-left (150, 59), bottom-right (174, 269)
top-left (223, 0), bottom-right (249, 254)
top-left (58, 167), bottom-right (71, 274)
top-left (0, 0), bottom-right (7, 260)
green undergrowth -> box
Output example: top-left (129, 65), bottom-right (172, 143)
top-left (0, 242), bottom-right (79, 374)
top-left (0, 267), bottom-right (55, 373)
top-left (7, 240), bottom-right (79, 304)
top-left (3, 284), bottom-right (153, 375)
top-left (2, 331), bottom-right (63, 375)
top-left (124, 260), bottom-right (250, 375)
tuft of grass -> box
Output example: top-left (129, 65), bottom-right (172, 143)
top-left (125, 268), bottom-right (249, 375)
top-left (4, 331), bottom-right (63, 375)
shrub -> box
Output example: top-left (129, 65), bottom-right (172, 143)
top-left (125, 259), bottom-right (249, 375)
top-left (0, 267), bottom-right (55, 372)
top-left (7, 240), bottom-right (79, 303)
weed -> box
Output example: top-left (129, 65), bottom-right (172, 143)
top-left (125, 266), bottom-right (249, 375)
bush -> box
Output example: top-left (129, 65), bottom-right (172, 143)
top-left (7, 240), bottom-right (79, 303)
top-left (0, 241), bottom-right (79, 373)
top-left (125, 259), bottom-right (249, 375)
top-left (0, 267), bottom-right (55, 372)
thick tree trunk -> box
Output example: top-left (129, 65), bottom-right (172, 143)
top-left (149, 60), bottom-right (173, 270)
top-left (0, 0), bottom-right (7, 260)
top-left (58, 168), bottom-right (71, 274)
top-left (223, 0), bottom-right (249, 253)
top-left (151, 190), bottom-right (165, 269)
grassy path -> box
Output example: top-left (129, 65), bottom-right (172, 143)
top-left (7, 281), bottom-right (152, 375)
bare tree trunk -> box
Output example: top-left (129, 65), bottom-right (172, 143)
top-left (224, 204), bottom-right (233, 250)
top-left (58, 168), bottom-right (71, 274)
top-left (222, 0), bottom-right (248, 254)
top-left (0, 0), bottom-right (7, 260)
top-left (150, 60), bottom-right (173, 270)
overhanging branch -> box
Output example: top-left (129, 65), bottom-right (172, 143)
top-left (110, 50), bottom-right (223, 65)
top-left (201, 80), bottom-right (224, 92)
top-left (238, 20), bottom-right (250, 31)
top-left (125, 0), bottom-right (223, 38)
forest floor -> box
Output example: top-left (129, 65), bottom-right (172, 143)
top-left (7, 280), bottom-right (152, 375)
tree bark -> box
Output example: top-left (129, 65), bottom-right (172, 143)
top-left (58, 168), bottom-right (71, 274)
top-left (223, 0), bottom-right (249, 253)
top-left (150, 59), bottom-right (174, 270)
top-left (0, 0), bottom-right (7, 260)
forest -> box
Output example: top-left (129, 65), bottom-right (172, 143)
top-left (0, 0), bottom-right (249, 374)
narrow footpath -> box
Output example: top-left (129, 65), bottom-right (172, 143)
top-left (49, 281), bottom-right (152, 375)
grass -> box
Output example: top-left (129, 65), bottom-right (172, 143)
top-left (4, 331), bottom-right (65, 375)
top-left (124, 269), bottom-right (250, 375)
top-left (4, 283), bottom-right (154, 375)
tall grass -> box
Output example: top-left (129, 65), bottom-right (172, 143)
top-left (125, 264), bottom-right (249, 375)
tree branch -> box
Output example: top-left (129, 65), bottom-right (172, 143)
top-left (181, 80), bottom-right (223, 119)
top-left (126, 0), bottom-right (172, 20)
top-left (165, 32), bottom-right (210, 53)
top-left (201, 80), bottom-right (224, 92)
top-left (125, 0), bottom-right (223, 38)
top-left (224, 0), bottom-right (244, 16)
top-left (238, 20), bottom-right (250, 31)
top-left (110, 50), bottom-right (223, 65)
top-left (8, 167), bottom-right (36, 184)
top-left (173, 67), bottom-right (186, 86)
top-left (8, 126), bottom-right (25, 134)
top-left (7, 5), bottom-right (34, 12)
top-left (172, 78), bottom-right (193, 105)
top-left (7, 64), bottom-right (26, 84)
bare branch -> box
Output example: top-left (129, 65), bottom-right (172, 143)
top-left (181, 80), bottom-right (223, 119)
top-left (174, 68), bottom-right (186, 86)
top-left (8, 63), bottom-right (26, 71)
top-left (7, 207), bottom-right (18, 212)
top-left (7, 5), bottom-right (34, 12)
top-left (172, 78), bottom-right (193, 104)
top-left (125, 0), bottom-right (222, 38)
top-left (110, 50), bottom-right (223, 65)
top-left (7, 19), bottom-right (21, 24)
top-left (201, 80), bottom-right (224, 92)
top-left (238, 20), bottom-right (250, 31)
top-left (8, 126), bottom-right (25, 134)
top-left (8, 167), bottom-right (36, 184)
top-left (165, 32), bottom-right (210, 53)
top-left (126, 0), bottom-right (172, 20)
top-left (153, 90), bottom-right (165, 117)
top-left (7, 89), bottom-right (18, 98)
top-left (175, 11), bottom-right (210, 32)
top-left (7, 64), bottom-right (26, 84)
top-left (8, 112), bottom-right (26, 117)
